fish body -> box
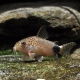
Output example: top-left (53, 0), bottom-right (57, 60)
top-left (13, 36), bottom-right (56, 57)
top-left (13, 27), bottom-right (76, 62)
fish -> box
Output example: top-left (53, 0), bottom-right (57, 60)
top-left (13, 26), bottom-right (76, 62)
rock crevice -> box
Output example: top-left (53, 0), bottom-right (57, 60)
top-left (0, 6), bottom-right (80, 45)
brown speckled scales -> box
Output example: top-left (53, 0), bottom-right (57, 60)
top-left (13, 26), bottom-right (76, 61)
top-left (13, 36), bottom-right (76, 61)
top-left (14, 36), bottom-right (56, 57)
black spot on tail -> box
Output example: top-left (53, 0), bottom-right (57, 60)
top-left (52, 45), bottom-right (62, 58)
top-left (52, 45), bottom-right (60, 53)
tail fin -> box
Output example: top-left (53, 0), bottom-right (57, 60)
top-left (59, 42), bottom-right (76, 55)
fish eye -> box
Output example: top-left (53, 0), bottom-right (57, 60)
top-left (21, 41), bottom-right (26, 45)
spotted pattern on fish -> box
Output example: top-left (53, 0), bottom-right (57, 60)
top-left (13, 36), bottom-right (57, 57)
top-left (13, 27), bottom-right (77, 61)
top-left (13, 36), bottom-right (76, 60)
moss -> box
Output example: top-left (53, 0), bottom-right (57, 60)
top-left (0, 49), bottom-right (80, 80)
top-left (0, 57), bottom-right (80, 80)
top-left (0, 49), bottom-right (13, 55)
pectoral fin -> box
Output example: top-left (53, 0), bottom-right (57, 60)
top-left (28, 51), bottom-right (36, 59)
top-left (38, 56), bottom-right (44, 62)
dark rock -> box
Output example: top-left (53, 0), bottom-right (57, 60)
top-left (0, 6), bottom-right (80, 45)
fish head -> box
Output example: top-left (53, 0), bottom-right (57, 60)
top-left (13, 39), bottom-right (29, 55)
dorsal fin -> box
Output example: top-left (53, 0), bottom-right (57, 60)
top-left (36, 26), bottom-right (49, 39)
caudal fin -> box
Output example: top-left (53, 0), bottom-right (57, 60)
top-left (59, 42), bottom-right (76, 55)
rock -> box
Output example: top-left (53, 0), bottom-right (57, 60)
top-left (71, 47), bottom-right (80, 59)
top-left (0, 5), bottom-right (80, 45)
